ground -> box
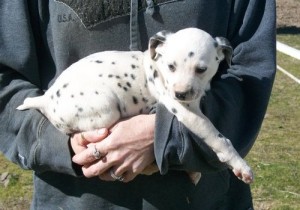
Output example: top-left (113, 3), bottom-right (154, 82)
top-left (277, 0), bottom-right (300, 29)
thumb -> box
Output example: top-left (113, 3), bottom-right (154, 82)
top-left (81, 128), bottom-right (109, 144)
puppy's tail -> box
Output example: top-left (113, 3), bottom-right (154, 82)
top-left (17, 96), bottom-right (45, 111)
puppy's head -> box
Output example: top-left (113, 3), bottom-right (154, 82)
top-left (149, 28), bottom-right (232, 103)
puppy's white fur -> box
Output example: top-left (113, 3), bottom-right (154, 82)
top-left (18, 28), bottom-right (253, 184)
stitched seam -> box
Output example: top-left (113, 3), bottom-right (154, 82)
top-left (178, 122), bottom-right (185, 162)
top-left (32, 117), bottom-right (48, 167)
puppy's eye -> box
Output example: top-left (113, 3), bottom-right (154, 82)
top-left (195, 67), bottom-right (207, 74)
top-left (168, 64), bottom-right (176, 72)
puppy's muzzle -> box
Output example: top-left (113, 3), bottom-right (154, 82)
top-left (175, 91), bottom-right (189, 100)
top-left (174, 89), bottom-right (198, 102)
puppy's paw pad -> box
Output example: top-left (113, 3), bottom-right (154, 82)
top-left (232, 167), bottom-right (254, 184)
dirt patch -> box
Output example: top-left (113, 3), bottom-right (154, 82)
top-left (277, 0), bottom-right (300, 28)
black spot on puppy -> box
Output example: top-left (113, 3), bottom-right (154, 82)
top-left (153, 70), bottom-right (158, 79)
top-left (126, 82), bottom-right (132, 88)
top-left (55, 124), bottom-right (61, 129)
top-left (218, 133), bottom-right (224, 138)
top-left (116, 103), bottom-right (121, 113)
top-left (95, 60), bottom-right (103, 64)
top-left (142, 97), bottom-right (149, 103)
top-left (132, 96), bottom-right (138, 104)
top-left (131, 64), bottom-right (136, 69)
top-left (130, 74), bottom-right (136, 80)
top-left (108, 74), bottom-right (113, 78)
top-left (188, 52), bottom-right (195, 57)
top-left (56, 90), bottom-right (61, 97)
top-left (168, 64), bottom-right (176, 72)
top-left (132, 55), bottom-right (139, 60)
top-left (148, 77), bottom-right (154, 84)
top-left (171, 108), bottom-right (177, 114)
top-left (63, 83), bottom-right (69, 88)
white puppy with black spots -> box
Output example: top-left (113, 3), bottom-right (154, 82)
top-left (18, 28), bottom-right (253, 184)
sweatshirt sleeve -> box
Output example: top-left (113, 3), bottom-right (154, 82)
top-left (0, 1), bottom-right (80, 176)
top-left (154, 0), bottom-right (277, 174)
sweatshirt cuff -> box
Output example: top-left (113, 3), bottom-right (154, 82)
top-left (154, 104), bottom-right (176, 174)
top-left (154, 104), bottom-right (226, 174)
top-left (33, 117), bottom-right (82, 176)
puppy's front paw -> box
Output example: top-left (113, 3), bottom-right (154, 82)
top-left (232, 164), bottom-right (254, 184)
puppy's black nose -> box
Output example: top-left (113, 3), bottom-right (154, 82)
top-left (175, 91), bottom-right (188, 100)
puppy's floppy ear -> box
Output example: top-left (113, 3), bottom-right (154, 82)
top-left (215, 37), bottom-right (233, 67)
top-left (149, 30), bottom-right (173, 59)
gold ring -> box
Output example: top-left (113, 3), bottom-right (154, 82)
top-left (80, 133), bottom-right (87, 142)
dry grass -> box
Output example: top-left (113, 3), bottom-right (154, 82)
top-left (248, 55), bottom-right (300, 209)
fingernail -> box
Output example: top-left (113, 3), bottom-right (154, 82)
top-left (97, 128), bottom-right (107, 135)
top-left (72, 155), bottom-right (77, 162)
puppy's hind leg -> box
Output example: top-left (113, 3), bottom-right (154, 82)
top-left (17, 96), bottom-right (46, 111)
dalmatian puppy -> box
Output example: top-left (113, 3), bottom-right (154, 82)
top-left (17, 28), bottom-right (253, 184)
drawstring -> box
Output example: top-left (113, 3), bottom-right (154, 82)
top-left (130, 0), bottom-right (140, 51)
top-left (130, 0), bottom-right (155, 51)
top-left (146, 0), bottom-right (155, 15)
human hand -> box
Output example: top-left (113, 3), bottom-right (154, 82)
top-left (70, 128), bottom-right (109, 155)
top-left (72, 114), bottom-right (156, 182)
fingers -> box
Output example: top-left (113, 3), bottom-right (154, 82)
top-left (81, 156), bottom-right (111, 178)
top-left (98, 167), bottom-right (138, 183)
top-left (72, 142), bottom-right (107, 165)
top-left (72, 115), bottom-right (156, 182)
top-left (74, 142), bottom-right (139, 181)
top-left (70, 128), bottom-right (108, 154)
top-left (76, 144), bottom-right (120, 177)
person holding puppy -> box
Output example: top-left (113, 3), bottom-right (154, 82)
top-left (0, 1), bottom-right (276, 209)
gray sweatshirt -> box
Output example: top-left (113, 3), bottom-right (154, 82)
top-left (0, 0), bottom-right (276, 209)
